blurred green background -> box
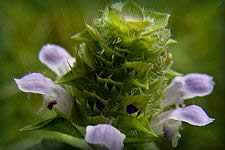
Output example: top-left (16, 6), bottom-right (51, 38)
top-left (0, 0), bottom-right (224, 149)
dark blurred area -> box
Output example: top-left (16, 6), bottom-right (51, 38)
top-left (0, 0), bottom-right (224, 149)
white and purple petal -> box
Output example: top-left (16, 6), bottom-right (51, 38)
top-left (164, 80), bottom-right (185, 106)
top-left (14, 73), bottom-right (53, 95)
top-left (151, 105), bottom-right (214, 136)
top-left (168, 105), bottom-right (215, 126)
top-left (14, 73), bottom-right (73, 116)
top-left (39, 44), bottom-right (75, 77)
top-left (181, 73), bottom-right (214, 99)
top-left (164, 73), bottom-right (214, 106)
top-left (85, 124), bottom-right (126, 150)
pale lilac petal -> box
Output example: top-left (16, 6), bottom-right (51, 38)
top-left (151, 110), bottom-right (182, 148)
top-left (14, 73), bottom-right (53, 95)
top-left (164, 73), bottom-right (214, 106)
top-left (14, 73), bottom-right (73, 115)
top-left (39, 44), bottom-right (75, 77)
top-left (164, 79), bottom-right (185, 106)
top-left (150, 105), bottom-right (214, 136)
top-left (150, 110), bottom-right (175, 135)
top-left (168, 105), bottom-right (215, 126)
top-left (151, 105), bottom-right (214, 147)
top-left (182, 73), bottom-right (214, 99)
top-left (85, 124), bottom-right (126, 150)
top-left (51, 87), bottom-right (73, 116)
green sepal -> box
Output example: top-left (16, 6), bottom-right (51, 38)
top-left (121, 0), bottom-right (144, 22)
top-left (125, 95), bottom-right (152, 111)
top-left (108, 7), bottom-right (130, 33)
top-left (85, 23), bottom-right (100, 41)
top-left (120, 36), bottom-right (157, 56)
top-left (54, 55), bottom-right (87, 85)
top-left (72, 97), bottom-right (88, 126)
top-left (165, 69), bottom-right (183, 79)
top-left (54, 70), bottom-right (74, 84)
top-left (127, 21), bottom-right (152, 32)
top-left (166, 38), bottom-right (177, 45)
top-left (142, 10), bottom-right (170, 34)
top-left (71, 30), bottom-right (90, 43)
top-left (123, 61), bottom-right (152, 89)
top-left (87, 115), bottom-right (112, 125)
top-left (57, 78), bottom-right (97, 93)
top-left (97, 76), bottom-right (123, 87)
top-left (117, 114), bottom-right (157, 137)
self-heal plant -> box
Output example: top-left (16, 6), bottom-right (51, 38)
top-left (14, 0), bottom-right (215, 149)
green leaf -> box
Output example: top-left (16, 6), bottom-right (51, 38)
top-left (46, 132), bottom-right (89, 150)
top-left (26, 138), bottom-right (77, 150)
top-left (122, 0), bottom-right (144, 22)
top-left (20, 118), bottom-right (89, 149)
top-left (20, 118), bottom-right (84, 138)
top-left (124, 142), bottom-right (159, 150)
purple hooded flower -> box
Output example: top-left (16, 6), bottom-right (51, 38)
top-left (164, 73), bottom-right (214, 106)
top-left (150, 105), bottom-right (214, 147)
top-left (39, 44), bottom-right (75, 77)
top-left (14, 73), bottom-right (73, 116)
top-left (85, 124), bottom-right (126, 150)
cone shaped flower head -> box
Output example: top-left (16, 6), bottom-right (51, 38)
top-left (14, 0), bottom-right (215, 149)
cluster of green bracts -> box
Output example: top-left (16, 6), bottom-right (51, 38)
top-left (15, 0), bottom-right (214, 150)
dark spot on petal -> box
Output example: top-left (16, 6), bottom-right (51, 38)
top-left (163, 126), bottom-right (174, 140)
top-left (47, 100), bottom-right (57, 110)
